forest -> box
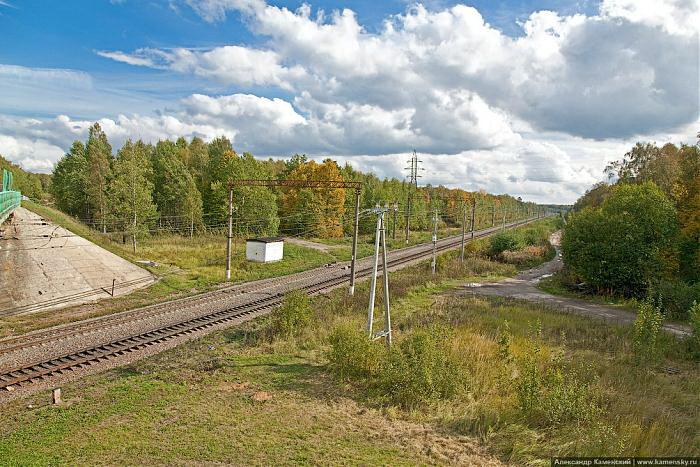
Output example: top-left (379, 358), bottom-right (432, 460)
top-left (562, 139), bottom-right (700, 320)
top-left (26, 123), bottom-right (536, 242)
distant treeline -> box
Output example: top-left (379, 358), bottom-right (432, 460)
top-left (20, 123), bottom-right (538, 239)
top-left (0, 156), bottom-right (51, 199)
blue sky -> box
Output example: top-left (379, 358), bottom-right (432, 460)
top-left (0, 0), bottom-right (697, 203)
top-left (0, 0), bottom-right (600, 119)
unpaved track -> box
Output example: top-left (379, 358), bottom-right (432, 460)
top-left (459, 232), bottom-right (691, 337)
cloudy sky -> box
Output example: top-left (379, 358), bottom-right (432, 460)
top-left (0, 0), bottom-right (698, 203)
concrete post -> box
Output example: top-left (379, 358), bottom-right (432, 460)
top-left (225, 188), bottom-right (233, 281)
top-left (367, 210), bottom-right (382, 337)
top-left (349, 188), bottom-right (361, 296)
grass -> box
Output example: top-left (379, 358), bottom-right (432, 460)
top-left (2, 202), bottom-right (339, 337)
top-left (4, 214), bottom-right (694, 464)
top-left (0, 218), bottom-right (616, 466)
top-left (3, 202), bottom-right (538, 338)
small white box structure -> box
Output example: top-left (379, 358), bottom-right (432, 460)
top-left (246, 237), bottom-right (284, 263)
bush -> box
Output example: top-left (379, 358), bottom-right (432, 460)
top-left (327, 324), bottom-right (384, 381)
top-left (271, 290), bottom-right (313, 337)
top-left (562, 182), bottom-right (678, 296)
top-left (632, 300), bottom-right (665, 363)
top-left (488, 231), bottom-right (521, 258)
top-left (501, 245), bottom-right (550, 266)
top-left (647, 279), bottom-right (700, 320)
top-left (521, 225), bottom-right (549, 246)
top-left (687, 302), bottom-right (700, 359)
top-left (379, 326), bottom-right (463, 408)
top-left (513, 339), bottom-right (600, 426)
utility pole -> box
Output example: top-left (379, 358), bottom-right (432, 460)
top-left (491, 204), bottom-right (496, 227)
top-left (380, 210), bottom-right (391, 349)
top-left (431, 209), bottom-right (438, 274)
top-left (132, 209), bottom-right (137, 254)
top-left (460, 203), bottom-right (467, 264)
top-left (349, 187), bottom-right (362, 296)
top-left (404, 150), bottom-right (422, 244)
top-left (366, 205), bottom-right (392, 348)
top-left (225, 187), bottom-right (233, 281)
top-left (392, 201), bottom-right (398, 240)
top-left (470, 198), bottom-right (476, 240)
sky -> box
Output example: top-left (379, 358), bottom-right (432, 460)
top-left (0, 0), bottom-right (698, 204)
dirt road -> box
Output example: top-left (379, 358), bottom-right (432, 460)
top-left (459, 232), bottom-right (691, 337)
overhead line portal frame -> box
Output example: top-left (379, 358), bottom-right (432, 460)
top-left (226, 179), bottom-right (363, 295)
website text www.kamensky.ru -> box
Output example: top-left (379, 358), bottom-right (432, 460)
top-left (551, 458), bottom-right (699, 467)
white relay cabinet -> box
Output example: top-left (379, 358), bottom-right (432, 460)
top-left (246, 237), bottom-right (284, 263)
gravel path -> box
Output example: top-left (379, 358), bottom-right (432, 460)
top-left (459, 232), bottom-right (691, 337)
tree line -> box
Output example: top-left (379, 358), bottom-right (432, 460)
top-left (16, 123), bottom-right (535, 242)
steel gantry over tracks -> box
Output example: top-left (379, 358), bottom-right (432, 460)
top-left (225, 179), bottom-right (363, 294)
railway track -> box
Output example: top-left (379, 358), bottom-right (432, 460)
top-left (0, 217), bottom-right (540, 394)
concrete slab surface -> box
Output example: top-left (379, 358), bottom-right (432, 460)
top-left (0, 207), bottom-right (154, 316)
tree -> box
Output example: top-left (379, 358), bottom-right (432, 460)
top-left (562, 182), bottom-right (678, 296)
top-left (674, 144), bottom-right (700, 281)
top-left (152, 140), bottom-right (203, 234)
top-left (108, 140), bottom-right (157, 252)
top-left (186, 136), bottom-right (210, 199)
top-left (84, 123), bottom-right (113, 232)
top-left (51, 142), bottom-right (89, 217)
top-left (572, 182), bottom-right (611, 212)
top-left (209, 149), bottom-right (279, 236)
top-left (280, 159), bottom-right (346, 238)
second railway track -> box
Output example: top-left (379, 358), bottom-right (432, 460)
top-left (0, 217), bottom-right (540, 395)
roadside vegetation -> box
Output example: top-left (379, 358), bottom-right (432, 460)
top-left (550, 140), bottom-right (700, 324)
top-left (6, 218), bottom-right (697, 465)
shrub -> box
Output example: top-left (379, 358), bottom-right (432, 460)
top-left (513, 339), bottom-right (600, 426)
top-left (271, 290), bottom-right (313, 337)
top-left (632, 300), bottom-right (665, 363)
top-left (687, 302), bottom-right (700, 359)
top-left (488, 231), bottom-right (521, 258)
top-left (561, 182), bottom-right (678, 296)
top-left (647, 279), bottom-right (700, 320)
top-left (501, 245), bottom-right (549, 266)
top-left (327, 324), bottom-right (384, 381)
top-left (521, 225), bottom-right (549, 246)
top-left (379, 326), bottom-right (463, 408)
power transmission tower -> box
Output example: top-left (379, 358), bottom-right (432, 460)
top-left (404, 150), bottom-right (423, 244)
top-left (366, 205), bottom-right (392, 349)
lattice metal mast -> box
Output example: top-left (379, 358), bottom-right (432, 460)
top-left (404, 150), bottom-right (423, 244)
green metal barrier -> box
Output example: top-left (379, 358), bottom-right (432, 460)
top-left (0, 169), bottom-right (21, 224)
